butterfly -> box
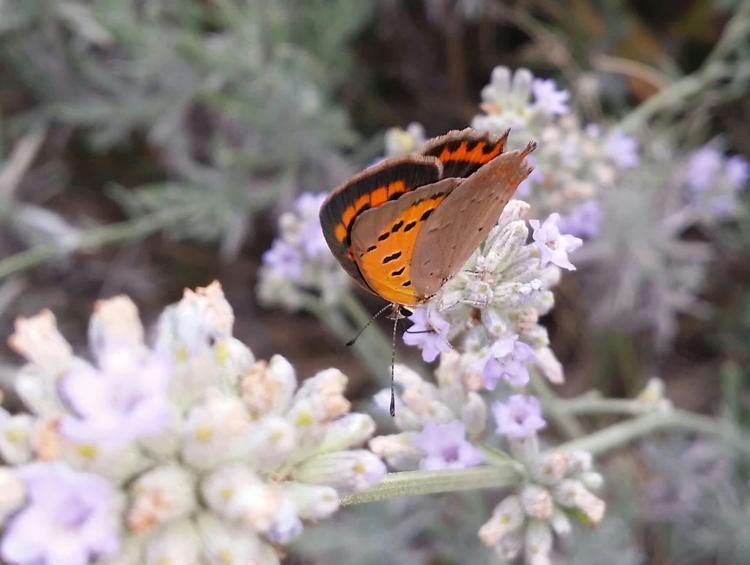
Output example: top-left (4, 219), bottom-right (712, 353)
top-left (319, 127), bottom-right (535, 414)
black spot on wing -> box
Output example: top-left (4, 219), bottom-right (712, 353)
top-left (382, 252), bottom-right (402, 264)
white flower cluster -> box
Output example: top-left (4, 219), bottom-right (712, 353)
top-left (257, 193), bottom-right (351, 311)
top-left (471, 66), bottom-right (638, 239)
top-left (0, 282), bottom-right (384, 564)
top-left (479, 449), bottom-right (605, 565)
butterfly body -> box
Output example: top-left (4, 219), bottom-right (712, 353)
top-left (320, 128), bottom-right (535, 306)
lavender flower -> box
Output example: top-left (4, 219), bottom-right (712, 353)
top-left (262, 240), bottom-right (304, 281)
top-left (1, 462), bottom-right (119, 564)
top-left (532, 78), bottom-right (570, 116)
top-left (482, 336), bottom-right (536, 389)
top-left (604, 131), bottom-right (639, 169)
top-left (59, 346), bottom-right (172, 448)
top-left (413, 421), bottom-right (484, 470)
top-left (530, 213), bottom-right (583, 271)
top-left (557, 200), bottom-right (602, 239)
top-left (686, 146), bottom-right (723, 191)
top-left (492, 395), bottom-right (547, 439)
top-left (403, 306), bottom-right (452, 362)
top-left (726, 155), bottom-right (749, 189)
top-left (258, 192), bottom-right (350, 310)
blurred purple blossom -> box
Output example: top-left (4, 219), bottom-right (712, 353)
top-left (532, 78), bottom-right (569, 116)
top-left (605, 131), bottom-right (639, 169)
top-left (262, 240), bottom-right (304, 281)
top-left (60, 346), bottom-right (172, 448)
top-left (296, 193), bottom-right (330, 259)
top-left (558, 200), bottom-right (602, 239)
top-left (413, 421), bottom-right (484, 470)
top-left (403, 306), bottom-right (452, 363)
top-left (482, 335), bottom-right (536, 389)
top-left (686, 146), bottom-right (723, 192)
top-left (726, 155), bottom-right (749, 189)
top-left (1, 462), bottom-right (119, 564)
top-left (530, 213), bottom-right (583, 271)
top-left (492, 395), bottom-right (546, 440)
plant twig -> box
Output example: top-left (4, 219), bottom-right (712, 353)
top-left (0, 209), bottom-right (185, 280)
top-left (531, 372), bottom-right (585, 439)
top-left (555, 408), bottom-right (750, 457)
top-left (340, 464), bottom-right (521, 506)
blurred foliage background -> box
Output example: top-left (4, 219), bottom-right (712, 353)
top-left (1, 0), bottom-right (749, 563)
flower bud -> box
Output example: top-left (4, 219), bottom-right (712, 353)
top-left (144, 519), bottom-right (201, 565)
top-left (461, 392), bottom-right (487, 438)
top-left (567, 450), bottom-right (593, 474)
top-left (289, 369), bottom-right (350, 424)
top-left (8, 310), bottom-right (73, 375)
top-left (532, 452), bottom-right (569, 485)
top-left (241, 355), bottom-right (296, 419)
top-left (317, 413), bottom-right (376, 453)
top-left (197, 514), bottom-right (280, 565)
top-left (244, 416), bottom-right (297, 472)
top-left (535, 346), bottom-right (564, 384)
top-left (554, 479), bottom-right (606, 525)
top-left (550, 507), bottom-right (572, 536)
top-left (181, 392), bottom-right (250, 470)
top-left (521, 484), bottom-right (553, 520)
top-left (15, 366), bottom-right (62, 416)
top-left (293, 449), bottom-right (385, 494)
top-left (581, 471), bottom-right (604, 491)
top-left (282, 482), bottom-right (339, 520)
top-left (637, 377), bottom-right (671, 410)
top-left (0, 413), bottom-right (34, 464)
top-left (368, 433), bottom-right (424, 471)
top-left (266, 498), bottom-right (303, 544)
top-left (127, 465), bottom-right (196, 534)
top-left (88, 296), bottom-right (144, 358)
top-left (202, 463), bottom-right (282, 532)
top-left (478, 495), bottom-right (524, 547)
top-left (525, 520), bottom-right (553, 565)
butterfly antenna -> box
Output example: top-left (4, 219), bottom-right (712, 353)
top-left (390, 305), bottom-right (399, 417)
top-left (345, 303), bottom-right (392, 347)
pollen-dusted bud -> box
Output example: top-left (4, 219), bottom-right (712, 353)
top-left (241, 355), bottom-right (296, 419)
top-left (369, 433), bottom-right (424, 471)
top-left (521, 484), bottom-right (553, 520)
top-left (8, 310), bottom-right (73, 375)
top-left (478, 495), bottom-right (524, 547)
top-left (127, 465), bottom-right (196, 534)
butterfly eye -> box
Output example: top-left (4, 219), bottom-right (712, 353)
top-left (399, 306), bottom-right (414, 318)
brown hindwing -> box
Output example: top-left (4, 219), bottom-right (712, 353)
top-left (411, 142), bottom-right (536, 297)
top-left (319, 156), bottom-right (443, 291)
top-left (422, 127), bottom-right (510, 179)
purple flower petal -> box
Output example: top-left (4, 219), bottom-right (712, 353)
top-left (413, 421), bottom-right (484, 470)
top-left (492, 395), bottom-right (546, 439)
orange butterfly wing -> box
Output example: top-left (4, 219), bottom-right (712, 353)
top-left (350, 178), bottom-right (461, 306)
top-left (319, 156), bottom-right (442, 294)
top-left (422, 127), bottom-right (510, 178)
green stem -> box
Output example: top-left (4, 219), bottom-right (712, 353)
top-left (531, 372), bottom-right (585, 439)
top-left (556, 408), bottom-right (750, 457)
top-left (555, 396), bottom-right (652, 416)
top-left (0, 209), bottom-right (186, 280)
top-left (340, 464), bottom-right (522, 506)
